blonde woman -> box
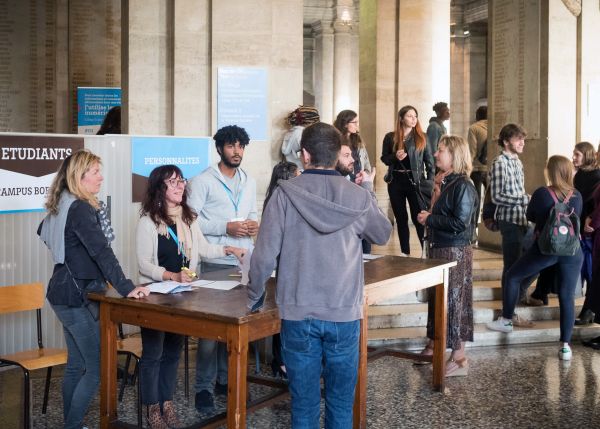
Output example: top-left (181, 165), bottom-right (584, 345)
top-left (38, 150), bottom-right (149, 429)
top-left (487, 156), bottom-right (583, 361)
top-left (416, 135), bottom-right (478, 376)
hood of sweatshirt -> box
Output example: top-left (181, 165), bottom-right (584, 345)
top-left (277, 172), bottom-right (371, 234)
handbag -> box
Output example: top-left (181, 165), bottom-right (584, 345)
top-left (482, 185), bottom-right (499, 231)
top-left (65, 263), bottom-right (100, 320)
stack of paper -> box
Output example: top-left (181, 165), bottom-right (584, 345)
top-left (146, 281), bottom-right (193, 294)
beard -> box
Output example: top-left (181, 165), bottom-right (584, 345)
top-left (221, 153), bottom-right (242, 168)
top-left (336, 162), bottom-right (354, 176)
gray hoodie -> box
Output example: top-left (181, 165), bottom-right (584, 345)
top-left (247, 170), bottom-right (392, 322)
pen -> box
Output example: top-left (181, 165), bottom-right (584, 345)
top-left (181, 267), bottom-right (197, 279)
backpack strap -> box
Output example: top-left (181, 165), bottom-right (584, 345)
top-left (546, 187), bottom-right (559, 203)
top-left (547, 187), bottom-right (574, 204)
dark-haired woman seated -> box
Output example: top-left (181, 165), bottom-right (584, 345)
top-left (136, 165), bottom-right (245, 428)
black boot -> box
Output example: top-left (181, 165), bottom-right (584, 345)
top-left (575, 308), bottom-right (595, 325)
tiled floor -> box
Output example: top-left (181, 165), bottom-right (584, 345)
top-left (3, 227), bottom-right (600, 428)
top-left (2, 343), bottom-right (600, 428)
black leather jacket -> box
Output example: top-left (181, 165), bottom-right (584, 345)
top-left (381, 131), bottom-right (435, 184)
top-left (426, 173), bottom-right (478, 248)
top-left (38, 200), bottom-right (135, 306)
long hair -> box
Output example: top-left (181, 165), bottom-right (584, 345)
top-left (333, 110), bottom-right (363, 151)
top-left (545, 155), bottom-right (575, 198)
top-left (574, 141), bottom-right (597, 171)
top-left (393, 105), bottom-right (426, 152)
top-left (96, 105), bottom-right (121, 135)
top-left (45, 150), bottom-right (102, 214)
top-left (438, 135), bottom-right (472, 176)
top-left (140, 165), bottom-right (197, 226)
top-left (263, 161), bottom-right (298, 210)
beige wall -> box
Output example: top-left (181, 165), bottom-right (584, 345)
top-left (211, 0), bottom-right (303, 201)
top-left (578, 0), bottom-right (600, 145)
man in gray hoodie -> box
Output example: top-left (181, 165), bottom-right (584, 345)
top-left (247, 123), bottom-right (392, 427)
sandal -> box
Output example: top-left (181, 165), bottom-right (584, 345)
top-left (445, 357), bottom-right (468, 377)
top-left (413, 344), bottom-right (434, 365)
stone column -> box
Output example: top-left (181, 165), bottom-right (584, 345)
top-left (396, 0), bottom-right (450, 123)
top-left (173, 0), bottom-right (210, 136)
top-left (121, 0), bottom-right (173, 135)
top-left (312, 21), bottom-right (335, 123)
top-left (481, 0), bottom-right (578, 248)
top-left (451, 33), bottom-right (487, 140)
top-left (333, 1), bottom-right (354, 114)
top-left (359, 0), bottom-right (450, 210)
top-left (578, 0), bottom-right (600, 142)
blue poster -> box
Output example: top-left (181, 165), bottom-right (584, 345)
top-left (131, 136), bottom-right (212, 202)
top-left (77, 87), bottom-right (121, 135)
top-left (217, 67), bottom-right (268, 141)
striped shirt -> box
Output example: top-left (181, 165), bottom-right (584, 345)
top-left (489, 151), bottom-right (529, 226)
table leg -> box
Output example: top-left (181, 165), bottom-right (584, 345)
top-left (99, 303), bottom-right (118, 428)
top-left (432, 268), bottom-right (449, 392)
top-left (353, 302), bottom-right (368, 429)
top-left (227, 324), bottom-right (249, 428)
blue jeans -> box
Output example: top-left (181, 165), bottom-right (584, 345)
top-left (281, 318), bottom-right (360, 429)
top-left (499, 220), bottom-right (530, 299)
top-left (194, 339), bottom-right (228, 393)
top-left (51, 304), bottom-right (100, 429)
top-left (194, 262), bottom-right (233, 394)
top-left (140, 328), bottom-right (184, 405)
top-left (503, 242), bottom-right (584, 342)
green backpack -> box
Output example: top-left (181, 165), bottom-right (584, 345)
top-left (537, 188), bottom-right (580, 256)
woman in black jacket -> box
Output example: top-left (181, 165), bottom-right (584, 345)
top-left (381, 105), bottom-right (434, 255)
top-left (38, 150), bottom-right (149, 429)
top-left (416, 135), bottom-right (478, 376)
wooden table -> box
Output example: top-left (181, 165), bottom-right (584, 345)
top-left (353, 255), bottom-right (455, 429)
top-left (90, 255), bottom-right (453, 429)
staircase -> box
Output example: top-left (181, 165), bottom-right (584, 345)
top-left (367, 247), bottom-right (600, 349)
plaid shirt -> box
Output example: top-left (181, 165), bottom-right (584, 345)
top-left (489, 151), bottom-right (529, 226)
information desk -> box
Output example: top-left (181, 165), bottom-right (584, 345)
top-left (89, 255), bottom-right (454, 429)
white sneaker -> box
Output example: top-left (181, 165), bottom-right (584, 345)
top-left (559, 344), bottom-right (572, 361)
top-left (487, 317), bottom-right (513, 333)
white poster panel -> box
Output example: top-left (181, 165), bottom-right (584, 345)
top-left (0, 135), bottom-right (84, 213)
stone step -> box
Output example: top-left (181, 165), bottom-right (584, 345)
top-left (367, 297), bottom-right (584, 330)
top-left (367, 320), bottom-right (600, 349)
top-left (375, 280), bottom-right (503, 305)
top-left (473, 280), bottom-right (503, 301)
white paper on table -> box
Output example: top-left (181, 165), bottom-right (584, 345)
top-left (188, 279), bottom-right (216, 287)
top-left (147, 281), bottom-right (193, 294)
top-left (191, 280), bottom-right (240, 291)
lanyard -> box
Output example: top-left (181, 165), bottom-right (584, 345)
top-left (166, 226), bottom-right (188, 261)
top-left (221, 181), bottom-right (244, 217)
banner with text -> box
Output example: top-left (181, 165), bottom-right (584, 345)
top-left (217, 67), bottom-right (268, 141)
top-left (0, 135), bottom-right (84, 214)
top-left (131, 136), bottom-right (212, 202)
top-left (77, 87), bottom-right (121, 135)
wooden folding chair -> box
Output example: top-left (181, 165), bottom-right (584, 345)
top-left (117, 324), bottom-right (143, 428)
top-left (0, 283), bottom-right (68, 429)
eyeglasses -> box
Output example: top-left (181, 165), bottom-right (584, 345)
top-left (164, 178), bottom-right (188, 188)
